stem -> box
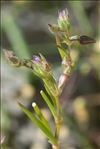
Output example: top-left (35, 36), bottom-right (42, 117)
top-left (52, 96), bottom-right (62, 149)
top-left (52, 144), bottom-right (60, 149)
top-left (55, 33), bottom-right (66, 59)
top-left (67, 44), bottom-right (72, 63)
top-left (55, 101), bottom-right (62, 139)
top-left (52, 29), bottom-right (72, 149)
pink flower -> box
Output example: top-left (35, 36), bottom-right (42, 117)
top-left (59, 9), bottom-right (69, 21)
top-left (58, 9), bottom-right (70, 30)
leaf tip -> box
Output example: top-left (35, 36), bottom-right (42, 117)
top-left (32, 102), bottom-right (36, 108)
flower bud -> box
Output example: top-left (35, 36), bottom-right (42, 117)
top-left (48, 24), bottom-right (65, 35)
top-left (58, 9), bottom-right (70, 31)
top-left (33, 55), bottom-right (41, 63)
top-left (32, 54), bottom-right (52, 79)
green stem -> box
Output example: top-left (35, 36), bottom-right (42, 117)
top-left (52, 144), bottom-right (60, 149)
top-left (55, 33), bottom-right (66, 59)
top-left (55, 100), bottom-right (62, 139)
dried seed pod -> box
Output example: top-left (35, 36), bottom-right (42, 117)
top-left (78, 35), bottom-right (96, 44)
top-left (69, 35), bottom-right (96, 44)
top-left (3, 49), bottom-right (21, 66)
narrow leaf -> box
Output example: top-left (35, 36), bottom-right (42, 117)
top-left (43, 79), bottom-right (57, 107)
top-left (40, 90), bottom-right (56, 119)
top-left (32, 102), bottom-right (52, 132)
top-left (18, 102), bottom-right (57, 145)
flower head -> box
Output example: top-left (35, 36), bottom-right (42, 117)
top-left (32, 54), bottom-right (52, 79)
top-left (33, 55), bottom-right (41, 63)
top-left (58, 9), bottom-right (70, 31)
top-left (59, 9), bottom-right (69, 21)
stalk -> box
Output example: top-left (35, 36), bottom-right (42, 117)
top-left (52, 144), bottom-right (60, 149)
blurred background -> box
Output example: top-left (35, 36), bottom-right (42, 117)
top-left (1, 1), bottom-right (100, 149)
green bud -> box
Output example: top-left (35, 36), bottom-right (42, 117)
top-left (48, 24), bottom-right (62, 34)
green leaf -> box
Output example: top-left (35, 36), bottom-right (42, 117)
top-left (18, 102), bottom-right (57, 145)
top-left (57, 45), bottom-right (68, 59)
top-left (39, 53), bottom-right (46, 61)
top-left (32, 102), bottom-right (52, 132)
top-left (40, 90), bottom-right (56, 119)
top-left (43, 79), bottom-right (58, 107)
top-left (2, 11), bottom-right (30, 59)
